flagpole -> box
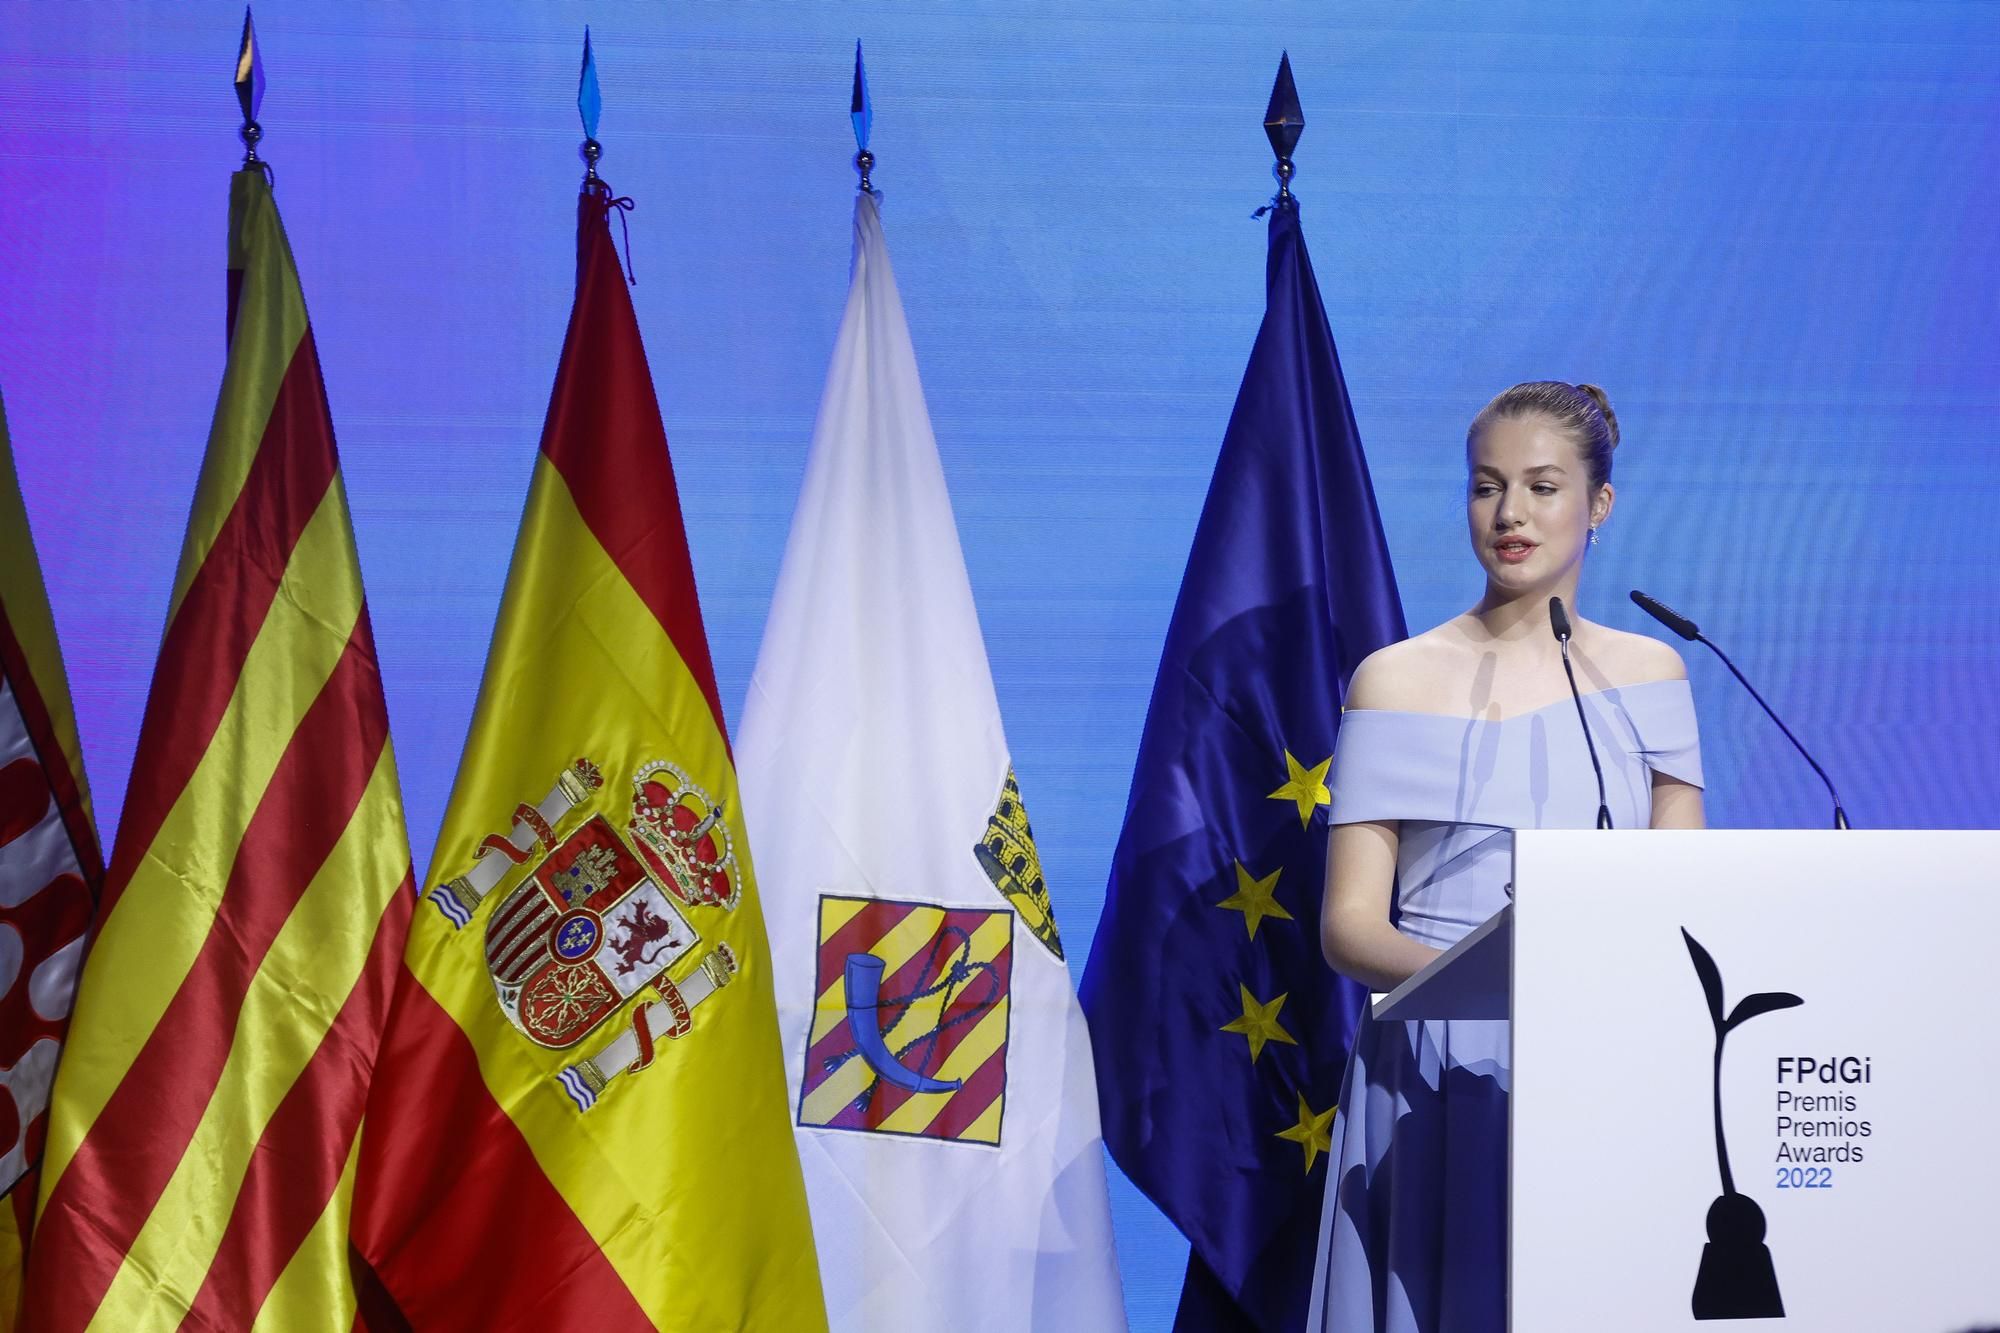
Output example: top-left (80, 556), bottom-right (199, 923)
top-left (851, 41), bottom-right (874, 192)
top-left (579, 26), bottom-right (603, 185)
top-left (1265, 51), bottom-right (1303, 210)
top-left (234, 6), bottom-right (264, 167)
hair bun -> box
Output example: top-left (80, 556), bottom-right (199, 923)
top-left (1573, 382), bottom-right (1619, 448)
top-left (1469, 380), bottom-right (1619, 489)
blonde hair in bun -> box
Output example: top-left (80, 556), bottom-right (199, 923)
top-left (1468, 380), bottom-right (1619, 489)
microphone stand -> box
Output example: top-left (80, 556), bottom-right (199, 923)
top-left (1550, 596), bottom-right (1614, 830)
top-left (1629, 590), bottom-right (1850, 830)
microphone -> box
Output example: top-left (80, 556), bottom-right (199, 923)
top-left (1550, 596), bottom-right (1614, 830)
top-left (1629, 590), bottom-right (1850, 829)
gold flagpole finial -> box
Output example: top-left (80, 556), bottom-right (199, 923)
top-left (234, 7), bottom-right (266, 167)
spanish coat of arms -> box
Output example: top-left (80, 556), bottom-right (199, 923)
top-left (426, 756), bottom-right (743, 1110)
top-left (485, 815), bottom-right (699, 1048)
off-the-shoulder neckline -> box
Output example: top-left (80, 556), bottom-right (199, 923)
top-left (1341, 675), bottom-right (1689, 725)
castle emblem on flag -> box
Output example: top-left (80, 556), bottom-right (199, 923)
top-left (798, 894), bottom-right (1013, 1146)
top-left (485, 814), bottom-right (699, 1048)
top-left (427, 758), bottom-right (603, 927)
top-left (975, 769), bottom-right (1063, 960)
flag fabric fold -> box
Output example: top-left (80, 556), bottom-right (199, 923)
top-left (349, 180), bottom-right (825, 1332)
top-left (1080, 200), bottom-right (1407, 1332)
top-left (23, 168), bottom-right (415, 1332)
top-left (0, 388), bottom-right (103, 1330)
top-left (735, 190), bottom-right (1126, 1333)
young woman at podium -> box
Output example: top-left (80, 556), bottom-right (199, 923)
top-left (1308, 382), bottom-right (1706, 1333)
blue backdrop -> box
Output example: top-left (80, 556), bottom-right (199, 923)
top-left (2, 3), bottom-right (1995, 1326)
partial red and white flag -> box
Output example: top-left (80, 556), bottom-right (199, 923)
top-left (0, 387), bottom-right (102, 1331)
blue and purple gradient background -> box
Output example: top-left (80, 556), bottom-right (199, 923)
top-left (3, 3), bottom-right (1996, 1325)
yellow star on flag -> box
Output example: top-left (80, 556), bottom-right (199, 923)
top-left (1275, 1092), bottom-right (1338, 1172)
top-left (1268, 749), bottom-right (1332, 828)
top-left (1216, 861), bottom-right (1293, 940)
top-left (1220, 985), bottom-right (1298, 1063)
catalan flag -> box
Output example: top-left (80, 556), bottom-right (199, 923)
top-left (347, 174), bottom-right (825, 1331)
top-left (22, 166), bottom-right (415, 1331)
top-left (0, 388), bottom-right (103, 1330)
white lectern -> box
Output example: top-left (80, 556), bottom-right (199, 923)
top-left (1372, 830), bottom-right (2000, 1332)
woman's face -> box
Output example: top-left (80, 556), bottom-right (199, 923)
top-left (1465, 413), bottom-right (1611, 593)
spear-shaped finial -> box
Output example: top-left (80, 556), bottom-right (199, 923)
top-left (578, 27), bottom-right (603, 182)
top-left (235, 7), bottom-right (266, 166)
top-left (851, 42), bottom-right (874, 192)
top-left (1264, 51), bottom-right (1304, 208)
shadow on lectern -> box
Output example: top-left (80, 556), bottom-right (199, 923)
top-left (1682, 928), bottom-right (1803, 1321)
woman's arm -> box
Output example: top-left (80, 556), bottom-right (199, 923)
top-left (1319, 818), bottom-right (1442, 991)
top-left (1650, 773), bottom-right (1705, 829)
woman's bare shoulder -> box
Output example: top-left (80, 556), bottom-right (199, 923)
top-left (1344, 623), bottom-right (1471, 712)
top-left (1585, 623), bottom-right (1690, 686)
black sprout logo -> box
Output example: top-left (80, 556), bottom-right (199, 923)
top-left (1683, 928), bottom-right (1802, 1321)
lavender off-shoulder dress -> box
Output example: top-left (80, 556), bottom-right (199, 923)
top-left (1306, 678), bottom-right (1703, 1333)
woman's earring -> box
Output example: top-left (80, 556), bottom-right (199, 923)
top-left (1588, 525), bottom-right (1600, 547)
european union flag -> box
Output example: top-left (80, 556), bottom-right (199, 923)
top-left (1080, 198), bottom-right (1406, 1331)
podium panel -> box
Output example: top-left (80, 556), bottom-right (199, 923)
top-left (1510, 830), bottom-right (2000, 1332)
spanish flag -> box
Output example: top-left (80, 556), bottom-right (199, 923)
top-left (23, 168), bottom-right (415, 1330)
top-left (0, 389), bottom-right (103, 1330)
top-left (348, 180), bottom-right (825, 1330)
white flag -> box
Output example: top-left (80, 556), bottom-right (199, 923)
top-left (737, 191), bottom-right (1127, 1332)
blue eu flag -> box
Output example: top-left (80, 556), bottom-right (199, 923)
top-left (1081, 199), bottom-right (1406, 1331)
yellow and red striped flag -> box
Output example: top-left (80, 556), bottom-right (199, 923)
top-left (0, 388), bottom-right (104, 1330)
top-left (22, 167), bottom-right (414, 1330)
top-left (348, 177), bottom-right (825, 1331)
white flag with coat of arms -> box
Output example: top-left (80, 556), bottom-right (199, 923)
top-left (735, 189), bottom-right (1127, 1332)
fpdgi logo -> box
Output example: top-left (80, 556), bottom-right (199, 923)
top-left (1682, 928), bottom-right (1802, 1321)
